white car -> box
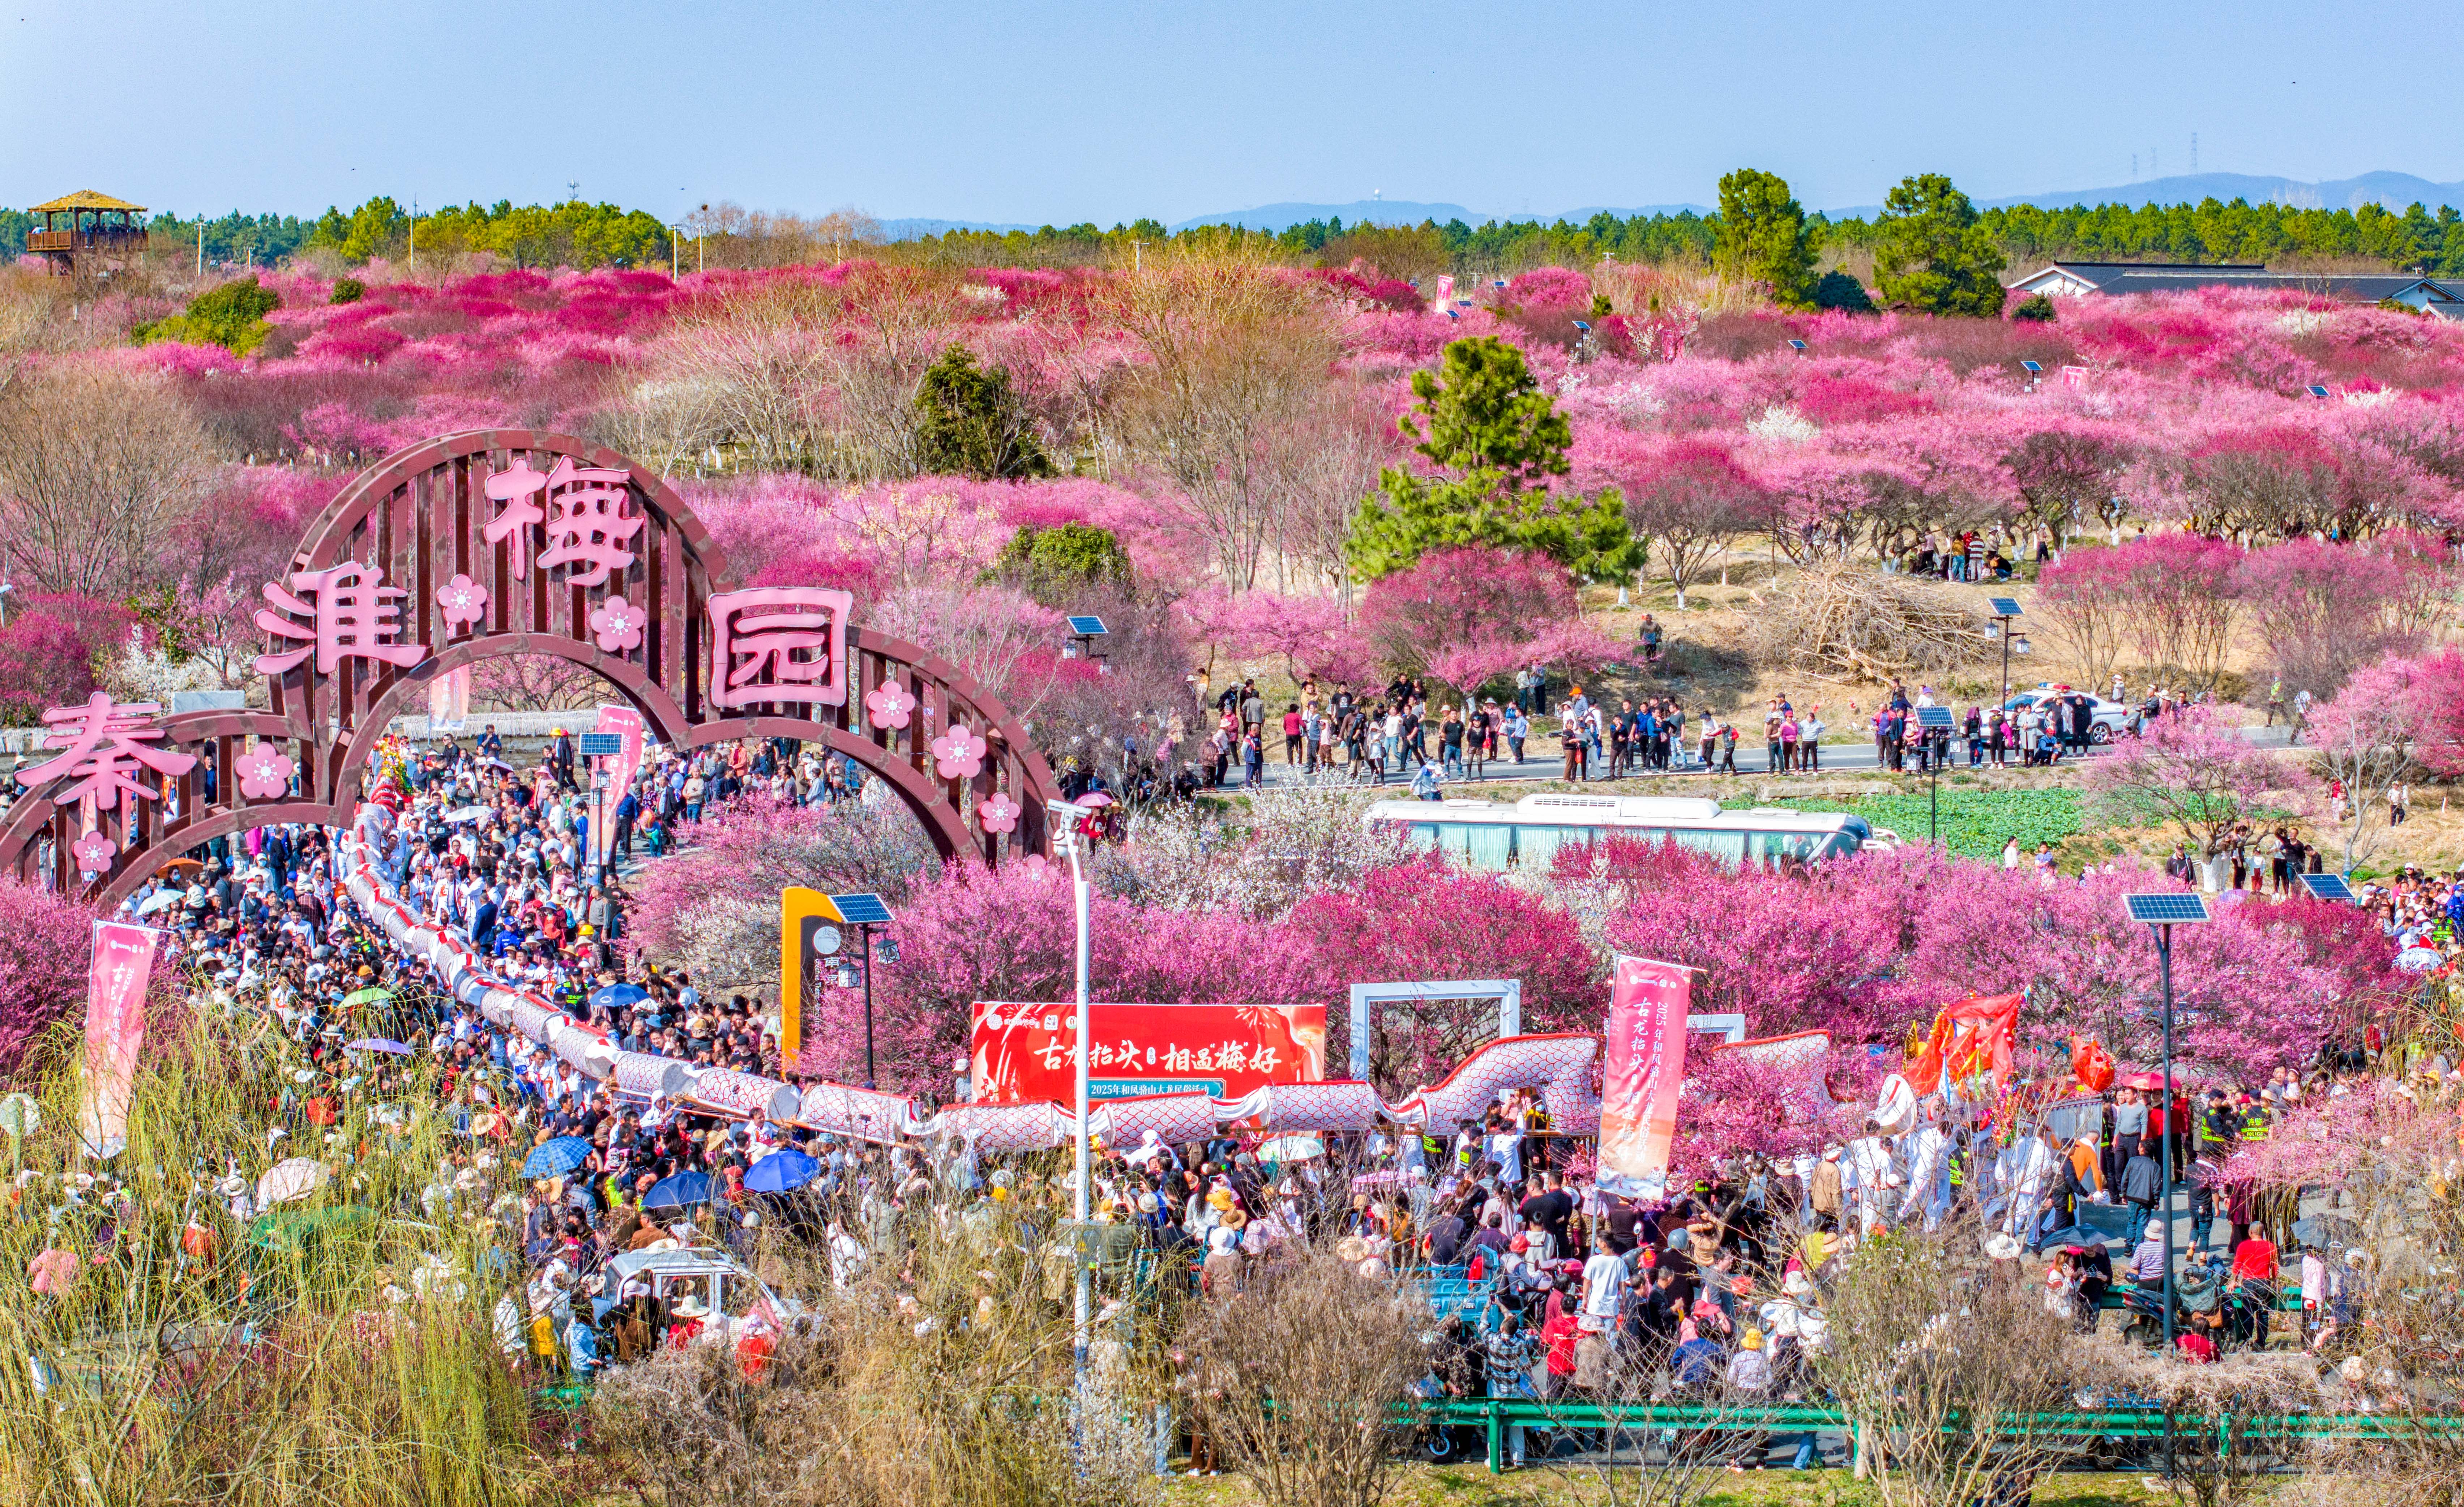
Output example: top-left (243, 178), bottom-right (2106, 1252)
top-left (2001, 687), bottom-right (2129, 744)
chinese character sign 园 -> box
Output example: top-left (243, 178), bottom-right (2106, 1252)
top-left (706, 588), bottom-right (853, 710)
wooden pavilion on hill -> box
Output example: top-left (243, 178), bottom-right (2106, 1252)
top-left (25, 189), bottom-right (149, 275)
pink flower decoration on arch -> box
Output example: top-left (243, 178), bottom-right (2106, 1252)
top-left (588, 596), bottom-right (645, 654)
top-left (237, 745), bottom-right (296, 802)
top-left (978, 792), bottom-right (1021, 834)
top-left (72, 830), bottom-right (116, 870)
top-left (929, 724), bottom-right (987, 781)
top-left (436, 574), bottom-right (488, 630)
top-left (864, 681), bottom-right (917, 730)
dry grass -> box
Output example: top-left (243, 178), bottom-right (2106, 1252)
top-left (0, 1015), bottom-right (549, 1507)
top-left (1746, 562), bottom-right (1990, 685)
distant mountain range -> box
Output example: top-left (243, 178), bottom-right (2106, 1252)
top-left (1169, 199), bottom-right (1712, 232)
top-left (1825, 171), bottom-right (2464, 220)
top-left (874, 173), bottom-right (2464, 241)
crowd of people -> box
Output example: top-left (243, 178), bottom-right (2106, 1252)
top-left (20, 686), bottom-right (2438, 1474)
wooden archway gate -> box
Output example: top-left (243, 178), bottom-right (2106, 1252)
top-left (0, 430), bottom-right (1056, 905)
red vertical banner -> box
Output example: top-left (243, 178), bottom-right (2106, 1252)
top-left (81, 921), bottom-right (158, 1157)
top-left (427, 665), bottom-right (471, 731)
top-left (1597, 955), bottom-right (1691, 1200)
top-left (591, 704), bottom-right (647, 867)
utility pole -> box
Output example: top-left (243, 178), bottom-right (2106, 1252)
top-left (196, 223), bottom-right (204, 276)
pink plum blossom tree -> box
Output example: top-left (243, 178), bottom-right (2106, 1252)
top-left (0, 880), bottom-right (98, 1084)
top-left (2085, 704), bottom-right (2313, 871)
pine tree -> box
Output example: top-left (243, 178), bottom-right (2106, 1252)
top-left (1715, 168), bottom-right (1819, 308)
top-left (1346, 336), bottom-right (1640, 585)
top-left (1873, 174), bottom-right (2011, 317)
top-left (912, 346), bottom-right (1055, 480)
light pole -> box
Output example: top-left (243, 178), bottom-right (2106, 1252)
top-left (826, 893), bottom-right (896, 1089)
top-left (1915, 706), bottom-right (1954, 844)
top-left (2125, 890), bottom-right (2210, 1476)
top-left (1045, 797), bottom-right (1097, 1458)
top-left (1985, 597), bottom-right (2026, 701)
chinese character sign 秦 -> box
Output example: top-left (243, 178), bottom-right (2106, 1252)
top-left (17, 695), bottom-right (198, 811)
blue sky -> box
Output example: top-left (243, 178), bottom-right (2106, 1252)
top-left (1, 0), bottom-right (2450, 222)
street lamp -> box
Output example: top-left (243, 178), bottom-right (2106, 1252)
top-left (1986, 597), bottom-right (2025, 701)
top-left (1045, 797), bottom-right (1099, 1456)
top-left (2123, 890), bottom-right (2211, 1428)
top-left (1915, 706), bottom-right (1955, 843)
top-left (827, 893), bottom-right (895, 1088)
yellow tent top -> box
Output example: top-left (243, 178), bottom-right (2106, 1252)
top-left (30, 189), bottom-right (147, 213)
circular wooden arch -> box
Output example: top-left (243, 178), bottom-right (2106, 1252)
top-left (0, 430), bottom-right (1056, 902)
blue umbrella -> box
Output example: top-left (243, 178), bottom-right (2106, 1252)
top-left (642, 1170), bottom-right (714, 1210)
top-left (589, 982), bottom-right (649, 1012)
top-left (522, 1137), bottom-right (595, 1178)
top-left (743, 1148), bottom-right (820, 1195)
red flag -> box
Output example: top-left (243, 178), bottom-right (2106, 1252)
top-left (80, 921), bottom-right (159, 1157)
top-left (1904, 993), bottom-right (2023, 1098)
top-left (590, 704), bottom-right (648, 868)
top-left (1597, 956), bottom-right (1691, 1199)
top-left (2071, 1035), bottom-right (2116, 1093)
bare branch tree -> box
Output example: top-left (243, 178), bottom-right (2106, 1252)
top-left (0, 364), bottom-right (215, 598)
top-left (1109, 257), bottom-right (1343, 591)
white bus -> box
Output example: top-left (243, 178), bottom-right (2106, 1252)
top-left (1364, 793), bottom-right (1891, 872)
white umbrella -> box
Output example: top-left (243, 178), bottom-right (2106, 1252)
top-left (445, 806), bottom-right (491, 824)
top-left (257, 1157), bottom-right (329, 1207)
top-left (1258, 1133), bottom-right (1325, 1163)
top-left (135, 889), bottom-right (183, 916)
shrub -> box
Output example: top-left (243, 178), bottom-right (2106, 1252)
top-left (1812, 269), bottom-right (1874, 312)
top-left (984, 521), bottom-right (1132, 603)
top-left (2009, 292), bottom-right (2058, 323)
top-left (132, 274), bottom-right (282, 354)
top-left (0, 881), bottom-right (94, 1084)
top-left (329, 276), bottom-right (365, 305)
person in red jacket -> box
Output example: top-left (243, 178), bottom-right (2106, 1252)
top-left (2231, 1230), bottom-right (2281, 1348)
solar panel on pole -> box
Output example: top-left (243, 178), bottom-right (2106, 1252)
top-left (1066, 616), bottom-right (1109, 636)
top-left (1989, 597), bottom-right (2023, 619)
top-left (1915, 706), bottom-right (1957, 729)
top-left (829, 893), bottom-right (895, 927)
top-left (578, 733), bottom-right (624, 758)
top-left (2124, 893), bottom-right (2212, 926)
top-left (2297, 873), bottom-right (2356, 904)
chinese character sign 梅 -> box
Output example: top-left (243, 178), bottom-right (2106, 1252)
top-left (706, 587), bottom-right (853, 710)
top-left (483, 456), bottom-right (643, 586)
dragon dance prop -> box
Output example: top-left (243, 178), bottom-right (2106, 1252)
top-left (336, 832), bottom-right (1600, 1149)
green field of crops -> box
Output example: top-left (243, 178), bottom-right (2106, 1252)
top-left (1725, 787), bottom-right (2083, 861)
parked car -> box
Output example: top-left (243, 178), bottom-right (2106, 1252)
top-left (2002, 686), bottom-right (2129, 743)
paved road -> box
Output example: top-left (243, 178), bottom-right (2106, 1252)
top-left (1214, 718), bottom-right (2301, 793)
top-left (1220, 740), bottom-right (2069, 791)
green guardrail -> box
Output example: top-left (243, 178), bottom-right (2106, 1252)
top-left (1417, 1401), bottom-right (2464, 1474)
